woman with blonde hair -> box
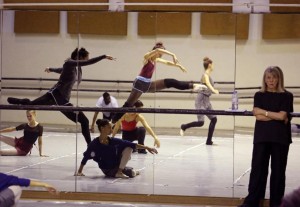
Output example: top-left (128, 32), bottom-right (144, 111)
top-left (0, 110), bottom-right (46, 156)
top-left (238, 66), bottom-right (293, 207)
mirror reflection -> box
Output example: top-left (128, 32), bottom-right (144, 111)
top-left (0, 7), bottom-right (299, 206)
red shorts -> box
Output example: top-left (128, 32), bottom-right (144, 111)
top-left (14, 137), bottom-right (33, 156)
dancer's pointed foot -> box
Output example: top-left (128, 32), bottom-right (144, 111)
top-left (7, 97), bottom-right (30, 105)
top-left (180, 129), bottom-right (185, 136)
top-left (180, 124), bottom-right (185, 136)
top-left (131, 170), bottom-right (140, 177)
top-left (192, 84), bottom-right (207, 92)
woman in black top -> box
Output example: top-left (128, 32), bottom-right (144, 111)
top-left (0, 110), bottom-right (45, 156)
top-left (238, 66), bottom-right (293, 207)
top-left (7, 48), bottom-right (115, 145)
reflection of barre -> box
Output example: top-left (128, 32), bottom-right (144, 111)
top-left (2, 104), bottom-right (300, 117)
top-left (233, 167), bottom-right (251, 185)
top-left (0, 104), bottom-right (254, 116)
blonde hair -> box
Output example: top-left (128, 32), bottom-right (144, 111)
top-left (260, 66), bottom-right (285, 92)
top-left (26, 110), bottom-right (36, 116)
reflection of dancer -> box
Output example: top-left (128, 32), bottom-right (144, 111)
top-left (0, 172), bottom-right (57, 207)
top-left (180, 57), bottom-right (218, 145)
top-left (7, 48), bottom-right (115, 145)
top-left (90, 92), bottom-right (118, 133)
top-left (112, 100), bottom-right (160, 154)
top-left (112, 42), bottom-right (206, 123)
top-left (238, 66), bottom-right (293, 207)
top-left (75, 119), bottom-right (158, 179)
top-left (0, 110), bottom-right (46, 156)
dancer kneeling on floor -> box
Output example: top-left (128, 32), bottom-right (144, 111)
top-left (112, 100), bottom-right (160, 154)
top-left (75, 119), bottom-right (158, 179)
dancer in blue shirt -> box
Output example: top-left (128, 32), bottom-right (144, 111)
top-left (0, 172), bottom-right (57, 207)
top-left (75, 119), bottom-right (158, 179)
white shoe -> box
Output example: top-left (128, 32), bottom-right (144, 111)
top-left (180, 129), bottom-right (185, 136)
top-left (132, 170), bottom-right (140, 177)
top-left (193, 84), bottom-right (207, 92)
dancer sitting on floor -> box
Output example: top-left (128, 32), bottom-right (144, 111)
top-left (112, 41), bottom-right (207, 123)
top-left (0, 172), bottom-right (57, 207)
top-left (0, 110), bottom-right (47, 156)
top-left (112, 100), bottom-right (160, 154)
top-left (75, 119), bottom-right (158, 179)
top-left (7, 47), bottom-right (115, 145)
top-left (180, 57), bottom-right (219, 145)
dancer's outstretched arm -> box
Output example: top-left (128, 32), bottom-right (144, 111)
top-left (144, 48), bottom-right (176, 60)
top-left (136, 115), bottom-right (160, 148)
top-left (0, 127), bottom-right (16, 133)
top-left (156, 58), bottom-right (187, 72)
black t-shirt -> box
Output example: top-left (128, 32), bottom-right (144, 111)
top-left (16, 123), bottom-right (43, 144)
top-left (253, 91), bottom-right (292, 145)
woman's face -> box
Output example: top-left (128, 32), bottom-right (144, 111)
top-left (101, 123), bottom-right (112, 135)
top-left (26, 111), bottom-right (36, 122)
top-left (265, 72), bottom-right (278, 92)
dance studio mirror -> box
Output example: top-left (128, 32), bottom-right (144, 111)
top-left (2, 6), bottom-right (299, 203)
top-left (0, 8), bottom-right (236, 198)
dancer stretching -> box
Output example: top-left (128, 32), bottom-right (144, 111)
top-left (112, 42), bottom-right (207, 123)
top-left (7, 48), bottom-right (115, 145)
top-left (0, 110), bottom-right (46, 156)
top-left (180, 57), bottom-right (219, 145)
top-left (75, 119), bottom-right (158, 179)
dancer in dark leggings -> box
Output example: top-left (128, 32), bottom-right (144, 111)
top-left (112, 42), bottom-right (207, 123)
top-left (7, 48), bottom-right (115, 145)
top-left (180, 57), bottom-right (219, 145)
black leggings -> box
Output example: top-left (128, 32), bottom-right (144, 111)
top-left (13, 93), bottom-right (91, 144)
top-left (122, 127), bottom-right (146, 145)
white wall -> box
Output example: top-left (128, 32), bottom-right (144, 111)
top-left (0, 11), bottom-right (299, 130)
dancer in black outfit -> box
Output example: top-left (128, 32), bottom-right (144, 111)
top-left (7, 48), bottom-right (115, 144)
